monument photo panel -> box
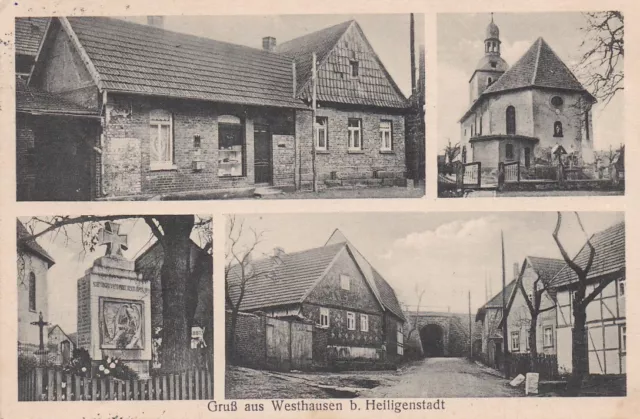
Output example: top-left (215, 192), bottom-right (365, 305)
top-left (16, 215), bottom-right (213, 401)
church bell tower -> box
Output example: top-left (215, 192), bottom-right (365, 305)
top-left (469, 13), bottom-right (509, 103)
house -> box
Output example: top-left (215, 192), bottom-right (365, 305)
top-left (135, 239), bottom-right (213, 370)
top-left (47, 324), bottom-right (76, 365)
top-left (550, 221), bottom-right (626, 375)
top-left (500, 256), bottom-right (565, 356)
top-left (459, 15), bottom-right (595, 176)
top-left (16, 16), bottom-right (412, 201)
top-left (15, 17), bottom-right (50, 79)
top-left (226, 230), bottom-right (406, 364)
top-left (17, 220), bottom-right (56, 357)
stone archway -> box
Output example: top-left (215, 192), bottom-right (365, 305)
top-left (420, 324), bottom-right (445, 357)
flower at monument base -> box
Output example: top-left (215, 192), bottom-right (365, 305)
top-left (81, 367), bottom-right (87, 372)
top-left (110, 362), bottom-right (116, 369)
top-left (104, 369), bottom-right (110, 375)
top-left (99, 365), bottom-right (105, 371)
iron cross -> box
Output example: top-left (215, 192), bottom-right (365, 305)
top-left (30, 311), bottom-right (50, 351)
top-left (98, 221), bottom-right (129, 257)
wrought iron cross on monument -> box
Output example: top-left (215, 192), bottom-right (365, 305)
top-left (98, 221), bottom-right (129, 257)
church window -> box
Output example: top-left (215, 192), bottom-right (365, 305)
top-left (487, 77), bottom-right (493, 86)
top-left (553, 121), bottom-right (564, 137)
top-left (506, 106), bottom-right (516, 135)
top-left (551, 96), bottom-right (564, 107)
top-left (490, 61), bottom-right (497, 69)
top-left (350, 60), bottom-right (359, 78)
top-left (149, 109), bottom-right (174, 170)
top-left (28, 272), bottom-right (36, 311)
top-left (585, 111), bottom-right (591, 141)
top-left (506, 143), bottom-right (514, 160)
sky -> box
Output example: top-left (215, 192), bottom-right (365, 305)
top-left (227, 212), bottom-right (624, 315)
top-left (19, 216), bottom-right (210, 334)
top-left (118, 14), bottom-right (425, 98)
top-left (437, 12), bottom-right (624, 153)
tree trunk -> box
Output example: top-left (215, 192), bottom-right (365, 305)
top-left (569, 305), bottom-right (589, 393)
top-left (156, 215), bottom-right (195, 373)
top-left (529, 316), bottom-right (538, 371)
top-left (228, 307), bottom-right (240, 364)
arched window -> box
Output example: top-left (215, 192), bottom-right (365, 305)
top-left (506, 106), bottom-right (516, 135)
top-left (28, 272), bottom-right (36, 311)
top-left (487, 77), bottom-right (493, 86)
top-left (553, 121), bottom-right (563, 137)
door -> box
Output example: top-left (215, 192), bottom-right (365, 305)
top-left (254, 124), bottom-right (272, 184)
top-left (524, 147), bottom-right (531, 168)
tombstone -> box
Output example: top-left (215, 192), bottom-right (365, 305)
top-left (76, 222), bottom-right (152, 378)
top-left (525, 372), bottom-right (539, 395)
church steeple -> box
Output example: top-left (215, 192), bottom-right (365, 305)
top-left (484, 13), bottom-right (501, 56)
top-left (468, 13), bottom-right (509, 103)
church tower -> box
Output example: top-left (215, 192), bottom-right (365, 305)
top-left (469, 14), bottom-right (509, 103)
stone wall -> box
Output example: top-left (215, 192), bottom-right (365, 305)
top-left (405, 312), bottom-right (481, 358)
top-left (226, 311), bottom-right (266, 369)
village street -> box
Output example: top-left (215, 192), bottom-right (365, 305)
top-left (360, 358), bottom-right (521, 398)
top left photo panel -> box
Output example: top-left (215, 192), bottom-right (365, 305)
top-left (14, 14), bottom-right (425, 202)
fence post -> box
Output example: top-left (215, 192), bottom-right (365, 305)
top-left (181, 372), bottom-right (187, 400)
top-left (65, 373), bottom-right (72, 401)
top-left (517, 162), bottom-right (521, 182)
top-left (194, 368), bottom-right (200, 400)
top-left (186, 371), bottom-right (192, 400)
top-left (35, 368), bottom-right (43, 401)
top-left (83, 377), bottom-right (90, 401)
top-left (477, 162), bottom-right (482, 188)
top-left (498, 162), bottom-right (505, 189)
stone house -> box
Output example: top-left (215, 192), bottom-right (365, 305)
top-left (550, 221), bottom-right (626, 375)
top-left (459, 16), bottom-right (595, 176)
top-left (15, 17), bottom-right (50, 79)
top-left (16, 16), bottom-right (411, 201)
top-left (47, 324), bottom-right (76, 365)
top-left (500, 256), bottom-right (565, 356)
top-left (226, 229), bottom-right (406, 364)
top-left (17, 220), bottom-right (56, 357)
top-left (475, 279), bottom-right (516, 368)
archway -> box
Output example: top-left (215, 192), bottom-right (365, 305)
top-left (420, 324), bottom-right (445, 357)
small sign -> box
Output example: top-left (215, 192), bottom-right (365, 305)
top-left (509, 374), bottom-right (525, 387)
top-left (525, 372), bottom-right (539, 395)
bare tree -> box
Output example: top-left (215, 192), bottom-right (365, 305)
top-left (443, 139), bottom-right (461, 164)
top-left (402, 285), bottom-right (426, 356)
top-left (578, 11), bottom-right (624, 105)
top-left (225, 216), bottom-right (281, 363)
top-left (17, 215), bottom-right (212, 374)
top-left (552, 212), bottom-right (615, 392)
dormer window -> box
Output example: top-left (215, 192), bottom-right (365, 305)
top-left (350, 60), bottom-right (359, 78)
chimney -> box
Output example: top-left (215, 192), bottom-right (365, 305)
top-left (147, 16), bottom-right (164, 29)
top-left (262, 36), bottom-right (277, 52)
top-left (513, 263), bottom-right (519, 281)
top-left (274, 247), bottom-right (285, 258)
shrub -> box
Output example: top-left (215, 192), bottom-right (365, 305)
top-left (94, 355), bottom-right (139, 380)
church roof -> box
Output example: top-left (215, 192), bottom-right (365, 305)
top-left (16, 220), bottom-right (55, 266)
top-left (474, 55), bottom-right (509, 74)
top-left (485, 20), bottom-right (500, 40)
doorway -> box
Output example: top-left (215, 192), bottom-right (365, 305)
top-left (420, 324), bottom-right (445, 357)
top-left (254, 124), bottom-right (272, 184)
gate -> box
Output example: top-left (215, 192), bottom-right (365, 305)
top-left (456, 162), bottom-right (481, 190)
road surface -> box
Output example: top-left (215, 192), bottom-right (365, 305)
top-left (361, 358), bottom-right (522, 398)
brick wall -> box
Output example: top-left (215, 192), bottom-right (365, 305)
top-left (226, 311), bottom-right (266, 368)
top-left (296, 107), bottom-right (406, 189)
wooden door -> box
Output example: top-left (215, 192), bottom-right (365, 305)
top-left (254, 124), bottom-right (272, 184)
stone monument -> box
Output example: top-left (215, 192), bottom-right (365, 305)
top-left (76, 222), bottom-right (152, 378)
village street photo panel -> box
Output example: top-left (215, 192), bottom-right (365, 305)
top-left (15, 14), bottom-right (425, 202)
top-left (224, 212), bottom-right (625, 399)
top-left (437, 12), bottom-right (624, 198)
top-left (17, 215), bottom-right (214, 401)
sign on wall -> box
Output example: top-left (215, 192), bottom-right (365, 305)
top-left (99, 297), bottom-right (145, 350)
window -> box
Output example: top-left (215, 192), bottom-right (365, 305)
top-left (340, 274), bottom-right (350, 291)
top-left (553, 121), bottom-right (563, 137)
top-left (551, 96), bottom-right (564, 107)
top-left (347, 312), bottom-right (356, 330)
top-left (506, 106), bottom-right (516, 135)
top-left (544, 326), bottom-right (554, 348)
top-left (149, 109), bottom-right (174, 170)
top-left (487, 77), bottom-right (493, 86)
top-left (28, 272), bottom-right (36, 312)
top-left (218, 116), bottom-right (244, 177)
top-left (379, 120), bottom-right (392, 151)
top-left (315, 117), bottom-right (328, 150)
top-left (621, 325), bottom-right (626, 353)
top-left (505, 143), bottom-right (514, 160)
top-left (525, 329), bottom-right (530, 350)
top-left (348, 119), bottom-right (362, 150)
top-left (360, 314), bottom-right (369, 332)
top-left (618, 279), bottom-right (625, 297)
top-left (397, 323), bottom-right (404, 355)
top-left (511, 331), bottom-right (520, 352)
top-left (350, 60), bottom-right (359, 78)
top-left (319, 307), bottom-right (329, 327)
top-left (490, 61), bottom-right (497, 69)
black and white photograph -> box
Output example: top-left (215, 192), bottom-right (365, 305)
top-left (225, 212), bottom-right (625, 398)
top-left (437, 12), bottom-right (624, 198)
top-left (16, 215), bottom-right (213, 401)
top-left (15, 14), bottom-right (425, 201)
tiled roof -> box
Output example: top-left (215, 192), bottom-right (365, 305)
top-left (276, 20), bottom-right (408, 108)
top-left (64, 17), bottom-right (305, 109)
top-left (226, 243), bottom-right (345, 311)
top-left (484, 37), bottom-right (590, 97)
top-left (16, 77), bottom-right (100, 116)
top-left (527, 256), bottom-right (566, 285)
top-left (15, 17), bottom-right (49, 56)
top-left (476, 280), bottom-right (516, 322)
top-left (17, 220), bottom-right (55, 266)
top-left (551, 222), bottom-right (625, 288)
top-left (371, 268), bottom-right (405, 321)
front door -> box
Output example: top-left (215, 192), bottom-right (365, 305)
top-left (254, 124), bottom-right (272, 184)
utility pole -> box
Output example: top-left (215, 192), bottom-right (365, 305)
top-left (501, 230), bottom-right (509, 378)
top-left (410, 13), bottom-right (416, 93)
top-left (468, 290), bottom-right (472, 359)
top-left (311, 52), bottom-right (318, 192)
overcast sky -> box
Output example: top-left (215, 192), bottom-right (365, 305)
top-left (437, 12), bottom-right (624, 153)
top-left (228, 212), bottom-right (624, 315)
top-left (118, 14), bottom-right (425, 98)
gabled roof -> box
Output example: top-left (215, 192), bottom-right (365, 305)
top-left (15, 17), bottom-right (49, 57)
top-left (48, 324), bottom-right (75, 344)
top-left (17, 220), bottom-right (55, 266)
top-left (527, 256), bottom-right (566, 285)
top-left (57, 17), bottom-right (305, 109)
top-left (551, 221), bottom-right (625, 288)
top-left (276, 20), bottom-right (408, 109)
top-left (16, 77), bottom-right (100, 117)
top-left (475, 279), bottom-right (516, 322)
top-left (226, 242), bottom-right (346, 311)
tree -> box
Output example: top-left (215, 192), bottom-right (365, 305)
top-left (402, 285), bottom-right (426, 357)
top-left (225, 216), bottom-right (281, 363)
top-left (17, 215), bottom-right (212, 374)
top-left (443, 139), bottom-right (461, 164)
top-left (578, 11), bottom-right (624, 105)
top-left (552, 212), bottom-right (615, 392)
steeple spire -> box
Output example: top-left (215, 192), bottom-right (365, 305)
top-left (485, 13), bottom-right (501, 56)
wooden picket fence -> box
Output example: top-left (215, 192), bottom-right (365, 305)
top-left (505, 353), bottom-right (559, 380)
top-left (18, 367), bottom-right (213, 401)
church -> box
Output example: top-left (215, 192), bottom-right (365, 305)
top-left (459, 15), bottom-right (595, 176)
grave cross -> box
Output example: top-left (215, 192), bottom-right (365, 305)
top-left (98, 221), bottom-right (128, 257)
top-left (30, 311), bottom-right (50, 351)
